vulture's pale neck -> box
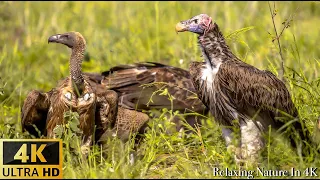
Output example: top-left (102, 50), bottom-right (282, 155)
top-left (198, 23), bottom-right (236, 68)
top-left (70, 42), bottom-right (85, 95)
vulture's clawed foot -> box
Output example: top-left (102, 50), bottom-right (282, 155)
top-left (80, 145), bottom-right (90, 159)
top-left (80, 135), bottom-right (93, 159)
top-left (226, 144), bottom-right (242, 164)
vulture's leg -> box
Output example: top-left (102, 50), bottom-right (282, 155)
top-left (221, 127), bottom-right (241, 162)
top-left (222, 127), bottom-right (233, 146)
top-left (238, 108), bottom-right (276, 165)
top-left (21, 90), bottom-right (51, 137)
top-left (239, 119), bottom-right (265, 165)
top-left (80, 134), bottom-right (92, 159)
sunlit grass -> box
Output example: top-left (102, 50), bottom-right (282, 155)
top-left (0, 1), bottom-right (320, 178)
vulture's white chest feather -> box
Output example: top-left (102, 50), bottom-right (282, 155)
top-left (201, 61), bottom-right (221, 91)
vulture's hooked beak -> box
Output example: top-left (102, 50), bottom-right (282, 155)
top-left (48, 34), bottom-right (62, 44)
top-left (175, 21), bottom-right (188, 34)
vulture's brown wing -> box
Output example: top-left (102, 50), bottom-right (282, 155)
top-left (216, 61), bottom-right (313, 152)
top-left (99, 62), bottom-right (207, 113)
top-left (216, 61), bottom-right (298, 119)
top-left (21, 89), bottom-right (52, 137)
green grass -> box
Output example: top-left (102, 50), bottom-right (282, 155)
top-left (0, 1), bottom-right (320, 179)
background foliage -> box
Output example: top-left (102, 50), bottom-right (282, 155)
top-left (0, 1), bottom-right (320, 178)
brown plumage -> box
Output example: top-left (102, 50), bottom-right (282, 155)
top-left (92, 77), bottom-right (149, 143)
top-left (21, 89), bottom-right (53, 137)
top-left (176, 14), bottom-right (316, 162)
top-left (21, 32), bottom-right (117, 151)
top-left (21, 32), bottom-right (149, 148)
top-left (85, 62), bottom-right (208, 133)
top-left (98, 107), bottom-right (149, 143)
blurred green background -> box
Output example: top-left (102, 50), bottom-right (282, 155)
top-left (0, 1), bottom-right (320, 178)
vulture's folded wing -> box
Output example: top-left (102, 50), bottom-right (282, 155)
top-left (21, 89), bottom-right (52, 137)
top-left (217, 61), bottom-right (298, 118)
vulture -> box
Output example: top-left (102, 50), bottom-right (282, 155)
top-left (85, 62), bottom-right (208, 133)
top-left (175, 14), bottom-right (316, 162)
top-left (21, 32), bottom-right (149, 151)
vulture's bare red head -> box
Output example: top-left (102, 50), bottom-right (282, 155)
top-left (175, 14), bottom-right (213, 35)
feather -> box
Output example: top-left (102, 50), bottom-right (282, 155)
top-left (178, 13), bottom-right (316, 161)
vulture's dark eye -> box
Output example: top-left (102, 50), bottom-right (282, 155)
top-left (193, 19), bottom-right (198, 24)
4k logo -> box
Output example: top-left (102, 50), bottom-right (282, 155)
top-left (14, 144), bottom-right (47, 163)
top-left (0, 139), bottom-right (63, 179)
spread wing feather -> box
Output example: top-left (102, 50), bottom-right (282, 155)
top-left (98, 62), bottom-right (207, 113)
